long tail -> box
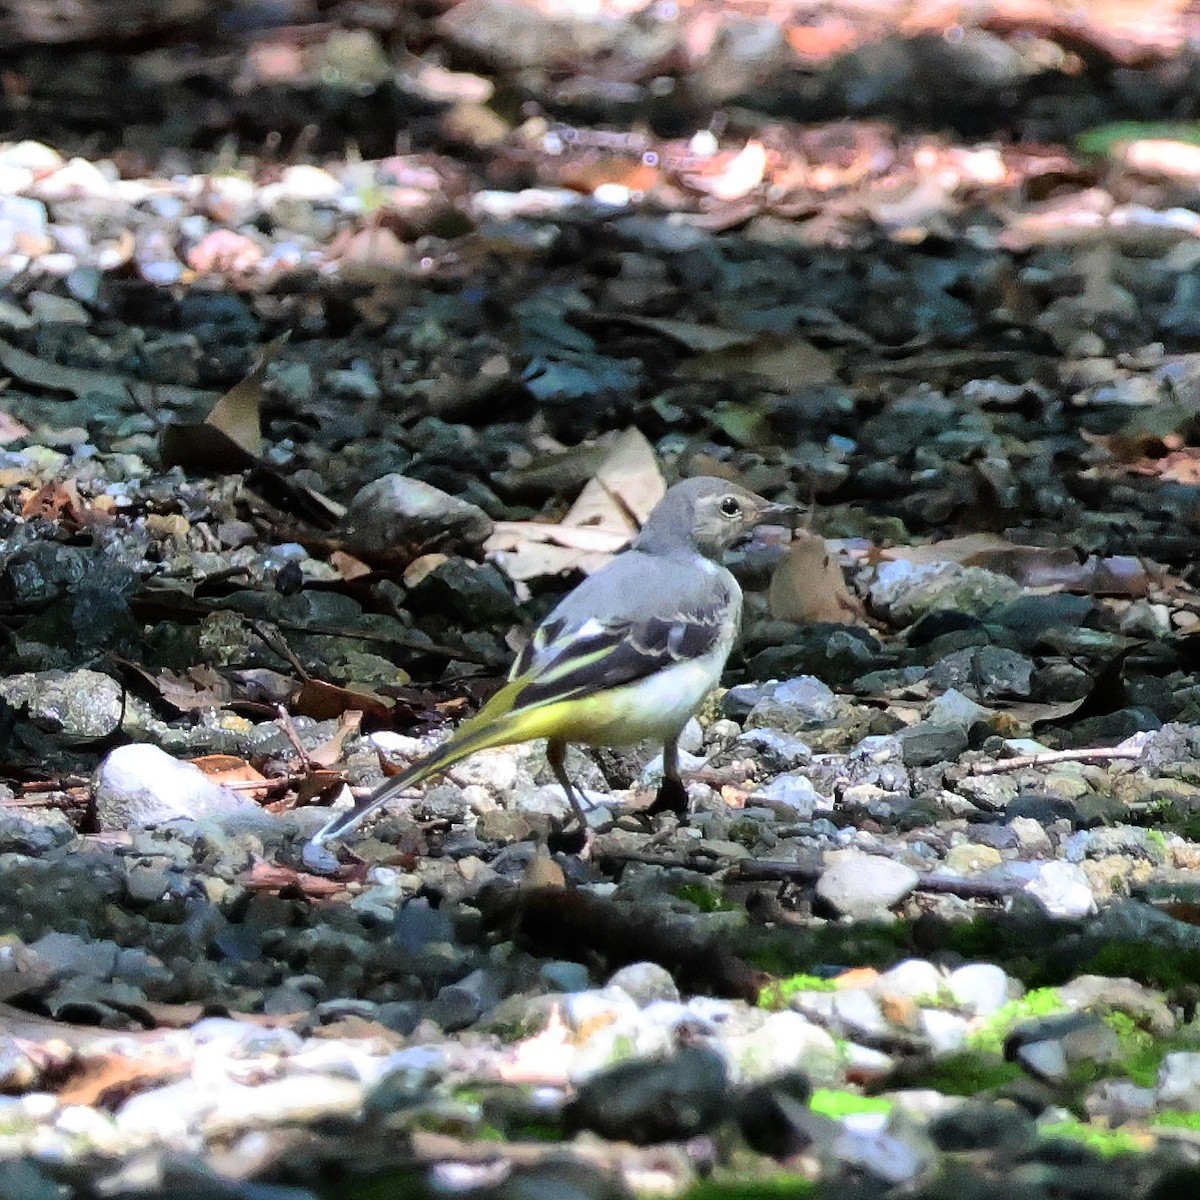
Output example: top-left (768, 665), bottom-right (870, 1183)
top-left (309, 685), bottom-right (560, 847)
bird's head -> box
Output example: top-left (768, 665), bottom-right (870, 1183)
top-left (633, 476), bottom-right (799, 560)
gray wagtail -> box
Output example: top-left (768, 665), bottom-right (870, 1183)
top-left (308, 476), bottom-right (796, 852)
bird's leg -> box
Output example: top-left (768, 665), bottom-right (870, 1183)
top-left (545, 737), bottom-right (591, 856)
top-left (546, 737), bottom-right (590, 827)
top-left (648, 734), bottom-right (689, 816)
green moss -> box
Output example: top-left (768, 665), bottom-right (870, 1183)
top-left (1076, 121), bottom-right (1200, 158)
top-left (674, 883), bottom-right (737, 913)
top-left (1152, 1110), bottom-right (1200, 1130)
top-left (509, 1120), bottom-right (565, 1142)
top-left (758, 973), bottom-right (838, 1009)
top-left (1104, 1011), bottom-right (1160, 1087)
top-left (1145, 828), bottom-right (1169, 852)
top-left (809, 1089), bottom-right (894, 1120)
top-left (334, 1168), bottom-right (431, 1200)
top-left (1039, 1119), bottom-right (1146, 1157)
top-left (1082, 942), bottom-right (1200, 990)
top-left (903, 1052), bottom-right (1023, 1096)
top-left (745, 922), bottom-right (909, 977)
top-left (682, 1176), bottom-right (817, 1200)
top-left (965, 988), bottom-right (1067, 1055)
top-left (942, 916), bottom-right (1012, 960)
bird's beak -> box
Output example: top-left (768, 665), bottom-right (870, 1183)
top-left (757, 500), bottom-right (802, 528)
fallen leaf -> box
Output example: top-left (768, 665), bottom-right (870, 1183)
top-left (331, 225), bottom-right (412, 277)
top-left (131, 1000), bottom-right (206, 1028)
top-left (273, 769), bottom-right (344, 811)
top-left (156, 665), bottom-right (234, 712)
top-left (769, 532), bottom-right (866, 624)
top-left (881, 536), bottom-right (1158, 596)
top-left (293, 678), bottom-right (394, 722)
top-left (186, 228), bottom-right (266, 274)
top-left (604, 316), bottom-right (758, 354)
top-left (679, 334), bottom-right (836, 390)
top-left (0, 338), bottom-right (212, 408)
top-left (58, 1053), bottom-right (184, 1109)
top-left (683, 139), bottom-right (768, 202)
top-left (20, 478), bottom-right (84, 524)
top-left (497, 1004), bottom-right (573, 1085)
top-left (521, 845), bottom-right (566, 890)
top-left (0, 410), bottom-right (29, 442)
top-left (583, 425), bottom-right (666, 528)
top-left (160, 333), bottom-right (291, 472)
top-left (191, 754), bottom-right (271, 798)
top-left (486, 427), bottom-right (665, 581)
top-left (878, 534), bottom-right (1021, 566)
top-left (239, 861), bottom-right (350, 899)
top-left (710, 401), bottom-right (775, 448)
top-left (309, 709), bottom-right (364, 768)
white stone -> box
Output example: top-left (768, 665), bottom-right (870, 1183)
top-left (1158, 1051), bottom-right (1200, 1108)
top-left (816, 850), bottom-right (920, 919)
top-left (948, 963), bottom-right (1014, 1016)
top-left (92, 743), bottom-right (261, 831)
top-left (920, 1008), bottom-right (969, 1054)
top-left (1025, 861), bottom-right (1096, 919)
top-left (878, 959), bottom-right (945, 1001)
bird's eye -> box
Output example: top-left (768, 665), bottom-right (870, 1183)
top-left (719, 496), bottom-right (742, 518)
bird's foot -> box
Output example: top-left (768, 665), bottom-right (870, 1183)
top-left (547, 817), bottom-right (590, 857)
top-left (646, 775), bottom-right (689, 818)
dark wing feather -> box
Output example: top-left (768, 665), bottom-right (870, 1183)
top-left (514, 606), bottom-right (728, 710)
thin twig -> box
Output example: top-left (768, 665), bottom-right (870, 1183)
top-left (275, 703), bottom-right (313, 770)
top-left (969, 746), bottom-right (1142, 775)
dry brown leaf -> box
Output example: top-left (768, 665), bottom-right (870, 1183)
top-left (20, 478), bottom-right (85, 524)
top-left (683, 139), bottom-right (768, 202)
top-left (483, 531), bottom-right (624, 581)
top-left (678, 334), bottom-right (836, 390)
top-left (0, 338), bottom-right (212, 408)
top-left (521, 845), bottom-right (566, 891)
top-left (768, 532), bottom-right (865, 624)
top-left (555, 154), bottom-right (660, 196)
top-left (58, 1053), bottom-right (184, 1109)
top-left (578, 425), bottom-right (666, 529)
top-left (402, 552), bottom-right (449, 588)
top-left (131, 1000), bottom-right (206, 1028)
top-left (156, 665), bottom-right (234, 712)
top-left (191, 754), bottom-right (271, 798)
top-left (881, 536), bottom-right (1158, 596)
top-left (309, 709), bottom-right (364, 768)
top-left (0, 410), bottom-right (30, 443)
top-left (486, 427), bottom-right (665, 581)
top-left (330, 550), bottom-right (373, 581)
top-left (293, 678), bottom-right (394, 722)
top-left (160, 333), bottom-right (290, 472)
top-left (609, 316), bottom-right (757, 354)
top-left (879, 534), bottom-right (1021, 566)
top-left (186, 229), bottom-right (265, 274)
top-left (285, 770), bottom-right (345, 810)
top-left (239, 861), bottom-right (350, 898)
top-left (334, 225), bottom-right (412, 276)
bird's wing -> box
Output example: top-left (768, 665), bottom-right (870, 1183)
top-left (503, 553), bottom-right (739, 712)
